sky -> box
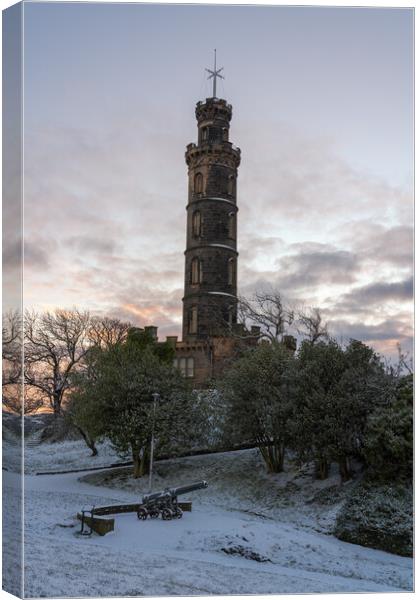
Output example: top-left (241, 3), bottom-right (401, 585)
top-left (7, 2), bottom-right (413, 357)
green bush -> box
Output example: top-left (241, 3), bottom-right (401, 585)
top-left (334, 480), bottom-right (413, 557)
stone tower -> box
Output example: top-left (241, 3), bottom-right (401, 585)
top-left (182, 96), bottom-right (241, 341)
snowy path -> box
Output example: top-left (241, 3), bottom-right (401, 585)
top-left (4, 466), bottom-right (413, 597)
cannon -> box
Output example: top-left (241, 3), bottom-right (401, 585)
top-left (137, 480), bottom-right (208, 521)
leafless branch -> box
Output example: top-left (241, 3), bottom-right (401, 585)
top-left (296, 306), bottom-right (329, 345)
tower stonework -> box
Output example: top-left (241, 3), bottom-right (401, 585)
top-left (182, 98), bottom-right (241, 341)
top-left (171, 82), bottom-right (259, 386)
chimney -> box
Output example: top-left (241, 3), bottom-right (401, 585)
top-left (144, 326), bottom-right (158, 340)
top-left (166, 335), bottom-right (178, 348)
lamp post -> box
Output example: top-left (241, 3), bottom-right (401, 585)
top-left (148, 392), bottom-right (160, 493)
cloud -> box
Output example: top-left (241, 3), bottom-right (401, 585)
top-left (3, 239), bottom-right (21, 271)
top-left (25, 242), bottom-right (51, 269)
top-left (336, 222), bottom-right (413, 269)
top-left (66, 235), bottom-right (117, 255)
top-left (336, 278), bottom-right (413, 308)
top-left (239, 122), bottom-right (413, 239)
top-left (21, 119), bottom-right (413, 357)
top-left (3, 239), bottom-right (53, 271)
top-left (276, 245), bottom-right (359, 290)
top-left (328, 316), bottom-right (413, 356)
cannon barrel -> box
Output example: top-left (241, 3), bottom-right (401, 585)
top-left (142, 480), bottom-right (208, 505)
top-left (142, 490), bottom-right (171, 504)
top-left (168, 481), bottom-right (208, 497)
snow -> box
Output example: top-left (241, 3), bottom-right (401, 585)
top-left (24, 438), bottom-right (130, 475)
top-left (2, 438), bottom-right (413, 597)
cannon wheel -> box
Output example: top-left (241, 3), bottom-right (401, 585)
top-left (161, 508), bottom-right (173, 520)
top-left (174, 507), bottom-right (183, 519)
top-left (137, 507), bottom-right (148, 520)
top-left (149, 510), bottom-right (159, 519)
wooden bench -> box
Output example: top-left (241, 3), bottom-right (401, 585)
top-left (77, 501), bottom-right (192, 536)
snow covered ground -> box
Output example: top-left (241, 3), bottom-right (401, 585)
top-left (25, 438), bottom-right (129, 474)
top-left (2, 437), bottom-right (413, 597)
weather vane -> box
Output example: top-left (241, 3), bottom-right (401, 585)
top-left (205, 49), bottom-right (224, 98)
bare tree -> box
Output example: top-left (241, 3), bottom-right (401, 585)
top-left (2, 310), bottom-right (22, 386)
top-left (24, 309), bottom-right (91, 415)
top-left (396, 343), bottom-right (413, 376)
top-left (3, 385), bottom-right (44, 415)
top-left (2, 311), bottom-right (24, 414)
top-left (88, 316), bottom-right (132, 349)
top-left (296, 306), bottom-right (329, 345)
top-left (237, 290), bottom-right (294, 342)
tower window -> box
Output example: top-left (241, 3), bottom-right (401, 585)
top-left (194, 172), bottom-right (203, 194)
top-left (228, 258), bottom-right (236, 286)
top-left (223, 128), bottom-right (228, 141)
top-left (228, 212), bottom-right (235, 239)
top-left (209, 127), bottom-right (222, 143)
top-left (188, 306), bottom-right (198, 334)
top-left (191, 258), bottom-right (202, 285)
top-left (192, 211), bottom-right (202, 238)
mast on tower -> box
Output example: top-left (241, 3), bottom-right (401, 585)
top-left (205, 49), bottom-right (224, 98)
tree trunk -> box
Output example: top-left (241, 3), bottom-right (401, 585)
top-left (76, 426), bottom-right (98, 456)
top-left (315, 457), bottom-right (329, 480)
top-left (338, 456), bottom-right (352, 483)
top-left (52, 391), bottom-right (61, 416)
top-left (259, 442), bottom-right (284, 473)
top-left (139, 451), bottom-right (149, 476)
top-left (132, 452), bottom-right (142, 478)
top-left (132, 446), bottom-right (149, 478)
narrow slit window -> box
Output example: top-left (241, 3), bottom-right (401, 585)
top-left (228, 212), bottom-right (235, 239)
top-left (194, 172), bottom-right (203, 194)
top-left (228, 175), bottom-right (235, 196)
top-left (191, 258), bottom-right (201, 285)
top-left (188, 306), bottom-right (198, 334)
top-left (192, 211), bottom-right (202, 238)
top-left (228, 258), bottom-right (235, 286)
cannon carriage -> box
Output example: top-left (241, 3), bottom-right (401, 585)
top-left (137, 480), bottom-right (208, 521)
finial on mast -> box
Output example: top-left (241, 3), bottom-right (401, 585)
top-left (205, 49), bottom-right (224, 98)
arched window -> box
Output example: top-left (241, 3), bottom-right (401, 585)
top-left (228, 212), bottom-right (235, 239)
top-left (194, 172), bottom-right (203, 194)
top-left (188, 306), bottom-right (198, 334)
top-left (228, 258), bottom-right (235, 286)
top-left (191, 257), bottom-right (202, 285)
top-left (222, 128), bottom-right (228, 141)
top-left (192, 210), bottom-right (202, 238)
top-left (228, 175), bottom-right (236, 196)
